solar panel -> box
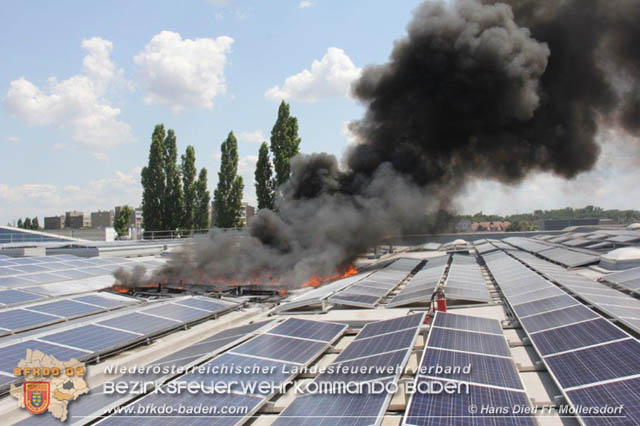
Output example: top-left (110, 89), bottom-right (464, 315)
top-left (230, 334), bottom-right (327, 364)
top-left (40, 324), bottom-right (140, 352)
top-left (508, 287), bottom-right (565, 305)
top-left (427, 327), bottom-right (511, 357)
top-left (98, 312), bottom-right (181, 335)
top-left (173, 296), bottom-right (234, 312)
top-left (328, 292), bottom-right (380, 307)
top-left (432, 311), bottom-right (503, 335)
top-left (268, 318), bottom-right (347, 342)
top-left (314, 350), bottom-right (407, 384)
top-left (355, 313), bottom-right (424, 339)
top-left (0, 309), bottom-right (59, 331)
top-left (0, 341), bottom-right (89, 379)
top-left (0, 276), bottom-right (38, 288)
top-left (602, 266), bottom-right (640, 285)
top-left (421, 348), bottom-right (523, 389)
top-left (545, 339), bottom-right (640, 388)
top-left (142, 303), bottom-right (212, 322)
top-left (519, 304), bottom-right (599, 333)
top-left (511, 295), bottom-right (578, 317)
top-left (73, 294), bottom-right (136, 308)
top-left (529, 318), bottom-right (628, 356)
top-left (335, 328), bottom-right (419, 362)
top-left (566, 377), bottom-right (640, 425)
top-left (0, 289), bottom-right (43, 305)
top-left (405, 378), bottom-right (536, 426)
top-left (28, 300), bottom-right (103, 317)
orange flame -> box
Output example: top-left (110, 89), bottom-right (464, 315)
top-left (301, 264), bottom-right (358, 289)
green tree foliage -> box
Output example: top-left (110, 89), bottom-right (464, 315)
top-left (114, 206), bottom-right (133, 238)
top-left (213, 132), bottom-right (244, 228)
top-left (195, 168), bottom-right (212, 229)
top-left (17, 218), bottom-right (23, 228)
top-left (255, 142), bottom-right (275, 210)
top-left (163, 129), bottom-right (183, 230)
top-left (31, 217), bottom-right (39, 230)
top-left (141, 125), bottom-right (167, 231)
top-left (24, 218), bottom-right (32, 229)
top-left (270, 101), bottom-right (301, 186)
top-left (181, 145), bottom-right (197, 231)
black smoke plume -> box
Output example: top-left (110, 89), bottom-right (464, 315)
top-left (115, 0), bottom-right (640, 289)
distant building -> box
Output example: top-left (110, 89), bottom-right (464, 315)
top-left (65, 211), bottom-right (84, 229)
top-left (539, 218), bottom-right (599, 231)
top-left (91, 210), bottom-right (114, 228)
top-left (44, 215), bottom-right (64, 230)
top-left (472, 221), bottom-right (512, 232)
top-left (243, 203), bottom-right (256, 226)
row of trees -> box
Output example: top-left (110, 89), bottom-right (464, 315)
top-left (141, 125), bottom-right (211, 232)
top-left (14, 217), bottom-right (40, 230)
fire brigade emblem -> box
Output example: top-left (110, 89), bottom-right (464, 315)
top-left (24, 382), bottom-right (50, 414)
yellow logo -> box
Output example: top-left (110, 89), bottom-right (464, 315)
top-left (11, 350), bottom-right (89, 422)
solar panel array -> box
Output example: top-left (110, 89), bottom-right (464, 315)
top-left (274, 313), bottom-right (425, 425)
top-left (0, 227), bottom-right (71, 244)
top-left (388, 256), bottom-right (449, 307)
top-left (443, 255), bottom-right (491, 302)
top-left (602, 266), bottom-right (640, 294)
top-left (475, 242), bottom-right (500, 255)
top-left (503, 237), bottom-right (551, 253)
top-left (536, 246), bottom-right (601, 268)
top-left (329, 258), bottom-right (422, 308)
top-left (510, 251), bottom-right (640, 335)
top-left (100, 318), bottom-right (347, 426)
top-left (0, 296), bottom-right (239, 389)
top-left (0, 255), bottom-right (164, 301)
top-left (17, 320), bottom-right (275, 426)
top-left (404, 312), bottom-right (535, 426)
top-left (483, 251), bottom-right (640, 424)
top-left (0, 292), bottom-right (139, 335)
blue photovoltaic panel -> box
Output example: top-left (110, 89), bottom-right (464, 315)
top-left (98, 313), bottom-right (180, 335)
top-left (11, 265), bottom-right (51, 274)
top-left (0, 289), bottom-right (42, 305)
top-left (17, 273), bottom-right (66, 284)
top-left (329, 293), bottom-right (380, 306)
top-left (421, 348), bottom-right (523, 390)
top-left (405, 379), bottom-right (536, 426)
top-left (143, 303), bottom-right (211, 322)
top-left (41, 324), bottom-right (140, 353)
top-left (231, 334), bottom-right (327, 364)
top-left (355, 313), bottom-right (424, 340)
top-left (273, 379), bottom-right (394, 426)
top-left (268, 318), bottom-right (346, 342)
top-left (530, 318), bottom-right (628, 356)
top-left (73, 294), bottom-right (134, 308)
top-left (182, 353), bottom-right (293, 396)
top-left (0, 309), bottom-right (59, 331)
top-left (173, 297), bottom-right (232, 312)
top-left (566, 377), bottom-right (640, 425)
top-left (427, 327), bottom-right (511, 357)
top-left (545, 339), bottom-right (640, 388)
top-left (432, 312), bottom-right (503, 335)
top-left (29, 300), bottom-right (103, 317)
top-left (0, 340), bottom-right (88, 377)
top-left (315, 350), bottom-right (407, 384)
top-left (508, 287), bottom-right (565, 305)
top-left (0, 268), bottom-right (22, 277)
top-left (335, 328), bottom-right (417, 363)
top-left (519, 305), bottom-right (600, 333)
top-left (53, 269), bottom-right (94, 280)
top-left (511, 295), bottom-right (577, 317)
top-left (0, 276), bottom-right (37, 288)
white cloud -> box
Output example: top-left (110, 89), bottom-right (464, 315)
top-left (92, 152), bottom-right (110, 162)
top-left (7, 136), bottom-right (19, 143)
top-left (299, 1), bottom-right (314, 8)
top-left (53, 142), bottom-right (67, 150)
top-left (265, 47), bottom-right (361, 102)
top-left (134, 31), bottom-right (234, 112)
top-left (0, 168), bottom-right (142, 225)
top-left (341, 120), bottom-right (362, 146)
top-left (3, 37), bottom-right (133, 151)
top-left (237, 130), bottom-right (266, 144)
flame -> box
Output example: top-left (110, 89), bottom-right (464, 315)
top-left (301, 264), bottom-right (358, 289)
top-left (112, 285), bottom-right (130, 294)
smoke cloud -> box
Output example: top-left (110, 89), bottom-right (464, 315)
top-left (115, 0), bottom-right (640, 289)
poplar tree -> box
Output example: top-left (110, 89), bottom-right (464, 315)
top-left (270, 101), bottom-right (301, 186)
top-left (195, 168), bottom-right (212, 229)
top-left (255, 142), bottom-right (275, 210)
top-left (181, 146), bottom-right (197, 231)
top-left (141, 125), bottom-right (166, 231)
top-left (163, 129), bottom-right (183, 230)
top-left (213, 132), bottom-right (244, 228)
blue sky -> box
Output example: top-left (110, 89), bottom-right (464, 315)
top-left (1, 0), bottom-right (639, 225)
